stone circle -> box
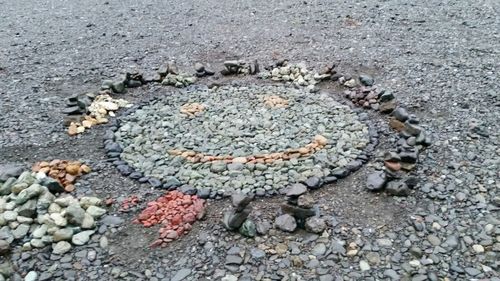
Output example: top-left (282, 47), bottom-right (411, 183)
top-left (112, 84), bottom-right (371, 196)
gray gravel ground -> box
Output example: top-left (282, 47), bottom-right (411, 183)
top-left (0, 0), bottom-right (499, 280)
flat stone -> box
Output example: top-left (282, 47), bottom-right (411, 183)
top-left (171, 268), bottom-right (191, 281)
top-left (86, 206), bottom-right (106, 218)
top-left (71, 230), bottom-right (94, 245)
top-left (286, 183), bottom-right (307, 197)
top-left (281, 203), bottom-right (316, 219)
top-left (12, 224), bottom-right (30, 239)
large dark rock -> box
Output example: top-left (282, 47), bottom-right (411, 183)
top-left (366, 171), bottom-right (387, 191)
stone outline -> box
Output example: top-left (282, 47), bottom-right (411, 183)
top-left (103, 83), bottom-right (380, 199)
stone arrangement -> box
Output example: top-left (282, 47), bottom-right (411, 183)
top-left (133, 191), bottom-right (205, 247)
top-left (32, 160), bottom-right (91, 192)
top-left (109, 84), bottom-right (372, 197)
top-left (0, 170), bottom-right (106, 256)
top-left (340, 75), bottom-right (433, 196)
top-left (258, 61), bottom-right (332, 93)
top-left (222, 193), bottom-right (256, 237)
top-left (66, 94), bottom-right (131, 136)
top-left (221, 60), bottom-right (259, 76)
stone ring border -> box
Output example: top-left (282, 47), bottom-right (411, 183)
top-left (102, 84), bottom-right (381, 199)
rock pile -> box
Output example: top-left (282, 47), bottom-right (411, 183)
top-left (222, 193), bottom-right (256, 237)
top-left (0, 170), bottom-right (106, 255)
top-left (161, 73), bottom-right (196, 88)
top-left (276, 183), bottom-right (323, 232)
top-left (259, 61), bottom-right (331, 92)
top-left (221, 60), bottom-right (259, 75)
top-left (62, 93), bottom-right (94, 126)
top-left (194, 62), bottom-right (215, 77)
top-left (32, 160), bottom-right (91, 192)
top-left (67, 94), bottom-right (131, 136)
top-left (134, 191), bottom-right (205, 247)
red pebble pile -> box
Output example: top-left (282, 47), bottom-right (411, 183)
top-left (133, 191), bottom-right (205, 247)
top-left (119, 195), bottom-right (140, 212)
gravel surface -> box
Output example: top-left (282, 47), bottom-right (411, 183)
top-left (1, 0), bottom-right (499, 280)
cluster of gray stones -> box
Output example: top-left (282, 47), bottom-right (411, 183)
top-left (108, 84), bottom-right (374, 198)
top-left (0, 166), bottom-right (107, 280)
top-left (222, 184), bottom-right (327, 239)
top-left (258, 60), bottom-right (333, 92)
top-left (340, 75), bottom-right (434, 197)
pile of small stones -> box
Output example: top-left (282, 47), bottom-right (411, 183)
top-left (134, 190), bottom-right (205, 247)
top-left (275, 183), bottom-right (327, 234)
top-left (32, 160), bottom-right (91, 192)
top-left (66, 94), bottom-right (131, 136)
top-left (0, 170), bottom-right (106, 259)
top-left (111, 85), bottom-right (372, 196)
top-left (222, 193), bottom-right (256, 237)
top-left (330, 73), bottom-right (433, 197)
top-left (259, 61), bottom-right (331, 92)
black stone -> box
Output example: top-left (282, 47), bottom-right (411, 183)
top-left (62, 106), bottom-right (83, 115)
top-left (148, 178), bottom-right (162, 188)
top-left (399, 150), bottom-right (418, 164)
top-left (281, 203), bottom-right (316, 219)
top-left (323, 176), bottom-right (337, 184)
top-left (179, 185), bottom-right (197, 195)
top-left (405, 176), bottom-right (420, 188)
top-left (39, 177), bottom-right (65, 194)
top-left (379, 92), bottom-right (395, 102)
top-left (366, 171), bottom-right (387, 191)
top-left (116, 165), bottom-right (132, 176)
top-left (105, 142), bottom-right (122, 153)
top-left (129, 172), bottom-right (143, 180)
top-left (331, 168), bottom-right (349, 179)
